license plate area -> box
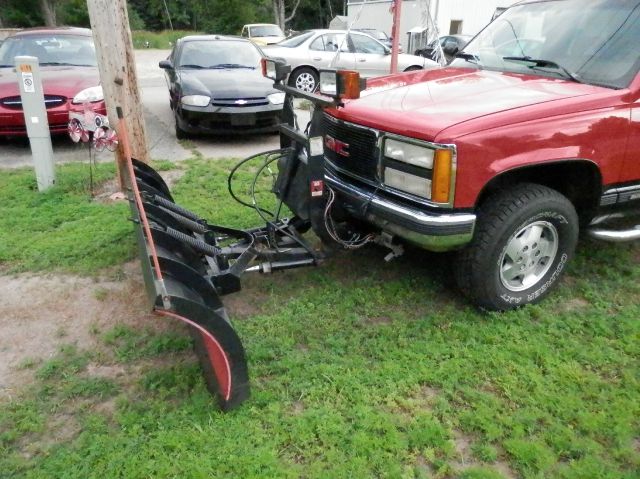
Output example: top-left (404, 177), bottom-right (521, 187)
top-left (231, 114), bottom-right (256, 126)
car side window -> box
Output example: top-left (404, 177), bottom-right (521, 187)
top-left (309, 36), bottom-right (326, 51)
top-left (310, 33), bottom-right (349, 52)
top-left (350, 33), bottom-right (386, 54)
top-left (241, 27), bottom-right (247, 38)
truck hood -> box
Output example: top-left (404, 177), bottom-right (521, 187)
top-left (0, 65), bottom-right (100, 99)
top-left (331, 68), bottom-right (607, 141)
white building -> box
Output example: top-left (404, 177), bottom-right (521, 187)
top-left (346, 0), bottom-right (515, 53)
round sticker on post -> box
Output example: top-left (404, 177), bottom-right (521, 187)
top-left (22, 72), bottom-right (35, 93)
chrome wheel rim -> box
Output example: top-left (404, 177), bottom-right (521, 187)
top-left (295, 72), bottom-right (316, 92)
top-left (499, 221), bottom-right (559, 292)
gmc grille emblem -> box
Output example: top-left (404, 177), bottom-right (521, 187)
top-left (324, 134), bottom-right (350, 157)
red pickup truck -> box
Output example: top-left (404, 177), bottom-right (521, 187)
top-left (317, 0), bottom-right (640, 310)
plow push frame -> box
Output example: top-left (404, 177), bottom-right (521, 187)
top-left (120, 65), bottom-right (362, 410)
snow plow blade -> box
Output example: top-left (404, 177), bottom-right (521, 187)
top-left (118, 81), bottom-right (339, 411)
top-left (124, 158), bottom-right (250, 410)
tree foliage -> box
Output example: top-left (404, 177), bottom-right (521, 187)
top-left (0, 0), bottom-right (344, 33)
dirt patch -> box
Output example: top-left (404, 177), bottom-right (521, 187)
top-left (92, 178), bottom-right (122, 203)
top-left (367, 316), bottom-right (393, 324)
top-left (290, 400), bottom-right (305, 415)
top-left (415, 454), bottom-right (436, 476)
top-left (557, 297), bottom-right (590, 313)
top-left (224, 287), bottom-right (270, 319)
top-left (159, 169), bottom-right (186, 188)
top-left (450, 429), bottom-right (518, 479)
top-left (419, 385), bottom-right (440, 402)
top-left (0, 264), bottom-right (155, 401)
top-left (452, 430), bottom-right (479, 469)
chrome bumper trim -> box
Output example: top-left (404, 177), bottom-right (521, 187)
top-left (325, 170), bottom-right (476, 251)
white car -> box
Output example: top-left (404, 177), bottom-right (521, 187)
top-left (241, 24), bottom-right (285, 46)
top-left (263, 29), bottom-right (438, 92)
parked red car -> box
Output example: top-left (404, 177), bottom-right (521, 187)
top-left (0, 27), bottom-right (106, 136)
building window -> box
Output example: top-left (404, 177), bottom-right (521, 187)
top-left (449, 20), bottom-right (463, 35)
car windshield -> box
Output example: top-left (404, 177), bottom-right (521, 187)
top-left (276, 31), bottom-right (314, 48)
top-left (0, 34), bottom-right (97, 67)
top-left (372, 31), bottom-right (389, 41)
top-left (358, 30), bottom-right (388, 41)
top-left (451, 0), bottom-right (640, 89)
top-left (250, 25), bottom-right (283, 37)
top-left (178, 40), bottom-right (261, 69)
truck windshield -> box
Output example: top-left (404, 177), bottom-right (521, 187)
top-left (451, 0), bottom-right (640, 89)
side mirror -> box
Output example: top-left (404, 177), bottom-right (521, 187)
top-left (159, 60), bottom-right (173, 69)
top-left (442, 43), bottom-right (459, 56)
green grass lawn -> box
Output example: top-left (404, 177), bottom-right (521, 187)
top-left (0, 159), bottom-right (638, 478)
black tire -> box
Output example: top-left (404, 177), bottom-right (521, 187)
top-left (175, 113), bottom-right (189, 140)
top-left (454, 183), bottom-right (578, 311)
top-left (404, 65), bottom-right (423, 72)
top-left (288, 67), bottom-right (319, 93)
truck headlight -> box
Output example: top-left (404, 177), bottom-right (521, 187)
top-left (181, 95), bottom-right (210, 107)
top-left (382, 136), bottom-right (454, 203)
top-left (384, 138), bottom-right (434, 168)
top-left (384, 167), bottom-right (432, 199)
top-left (72, 86), bottom-right (104, 104)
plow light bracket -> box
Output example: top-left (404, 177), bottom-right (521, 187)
top-left (319, 69), bottom-right (367, 100)
top-left (261, 57), bottom-right (291, 83)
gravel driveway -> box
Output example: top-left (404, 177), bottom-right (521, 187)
top-left (0, 49), bottom-right (304, 168)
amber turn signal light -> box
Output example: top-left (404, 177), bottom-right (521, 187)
top-left (339, 71), bottom-right (363, 100)
top-left (319, 69), bottom-right (366, 99)
top-left (431, 149), bottom-right (453, 203)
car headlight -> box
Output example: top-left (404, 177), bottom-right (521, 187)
top-left (72, 86), bottom-right (104, 104)
top-left (267, 92), bottom-right (285, 105)
top-left (181, 95), bottom-right (210, 107)
top-left (382, 136), bottom-right (454, 203)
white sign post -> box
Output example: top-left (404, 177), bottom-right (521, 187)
top-left (15, 55), bottom-right (56, 191)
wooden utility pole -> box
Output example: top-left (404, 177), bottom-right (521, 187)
top-left (86, 0), bottom-right (150, 181)
top-left (390, 0), bottom-right (403, 74)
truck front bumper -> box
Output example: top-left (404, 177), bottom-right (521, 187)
top-left (325, 170), bottom-right (476, 251)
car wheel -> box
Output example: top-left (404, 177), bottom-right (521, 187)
top-left (289, 67), bottom-right (318, 93)
top-left (403, 66), bottom-right (422, 72)
top-left (454, 183), bottom-right (578, 311)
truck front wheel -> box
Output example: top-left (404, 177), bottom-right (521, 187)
top-left (455, 183), bottom-right (578, 311)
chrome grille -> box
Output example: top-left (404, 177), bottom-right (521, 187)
top-left (211, 97), bottom-right (268, 107)
top-left (0, 95), bottom-right (66, 110)
top-left (322, 113), bottom-right (379, 181)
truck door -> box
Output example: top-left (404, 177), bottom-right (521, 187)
top-left (624, 85), bottom-right (640, 185)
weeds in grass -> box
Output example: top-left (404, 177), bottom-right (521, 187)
top-left (102, 324), bottom-right (191, 361)
top-left (0, 158), bottom-right (638, 478)
top-left (0, 162), bottom-right (132, 274)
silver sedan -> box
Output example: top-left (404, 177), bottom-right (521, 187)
top-left (263, 29), bottom-right (439, 92)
